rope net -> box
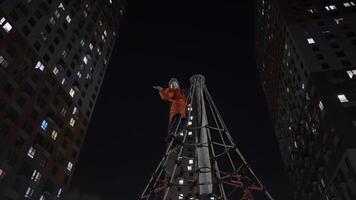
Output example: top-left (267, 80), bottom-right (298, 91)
top-left (140, 76), bottom-right (274, 200)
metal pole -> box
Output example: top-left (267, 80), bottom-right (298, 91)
top-left (190, 74), bottom-right (213, 196)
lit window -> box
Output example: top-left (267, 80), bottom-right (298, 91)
top-left (39, 195), bottom-right (46, 200)
top-left (67, 161), bottom-right (73, 171)
top-left (69, 88), bottom-right (75, 97)
top-left (307, 38), bottom-right (315, 44)
top-left (294, 141), bottom-right (298, 148)
top-left (104, 30), bottom-right (107, 37)
top-left (62, 50), bottom-right (67, 57)
top-left (58, 2), bottom-right (65, 10)
top-left (66, 15), bottom-right (71, 23)
top-left (80, 39), bottom-right (85, 46)
top-left (97, 48), bottom-right (101, 55)
top-left (188, 131), bottom-right (192, 136)
top-left (3, 22), bottom-right (12, 32)
top-left (57, 188), bottom-right (63, 198)
top-left (187, 166), bottom-right (192, 171)
top-left (346, 70), bottom-right (356, 78)
top-left (179, 132), bottom-right (184, 136)
top-left (72, 107), bottom-right (78, 115)
top-left (0, 17), bottom-right (5, 25)
top-left (109, 0), bottom-right (112, 4)
top-left (41, 120), bottom-right (48, 131)
top-left (61, 107), bottom-right (67, 116)
top-left (27, 146), bottom-right (36, 158)
top-left (325, 5), bottom-right (337, 11)
top-left (61, 78), bottom-right (66, 85)
top-left (24, 187), bottom-right (34, 198)
top-left (0, 55), bottom-right (8, 68)
top-left (319, 101), bottom-right (324, 111)
top-left (69, 118), bottom-right (75, 127)
top-left (344, 2), bottom-right (355, 7)
top-left (189, 159), bottom-right (193, 164)
top-left (89, 43), bottom-right (93, 50)
top-left (54, 10), bottom-right (60, 18)
top-left (321, 178), bottom-right (326, 187)
top-left (35, 61), bottom-right (45, 71)
top-left (178, 194), bottom-right (184, 200)
top-left (335, 17), bottom-right (344, 24)
top-left (307, 8), bottom-right (317, 14)
top-left (179, 179), bottom-right (184, 185)
top-left (338, 94), bottom-right (349, 103)
top-left (49, 17), bottom-right (55, 25)
top-left (77, 71), bottom-right (82, 78)
top-left (51, 130), bottom-right (58, 140)
top-left (53, 67), bottom-right (59, 75)
top-left (188, 121), bottom-right (192, 125)
top-left (0, 168), bottom-right (6, 179)
top-left (83, 55), bottom-right (88, 64)
top-left (189, 116), bottom-right (193, 120)
top-left (30, 169), bottom-right (41, 182)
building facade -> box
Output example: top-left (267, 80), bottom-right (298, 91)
top-left (256, 0), bottom-right (356, 199)
top-left (0, 0), bottom-right (125, 199)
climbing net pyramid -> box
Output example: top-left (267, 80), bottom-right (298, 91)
top-left (140, 75), bottom-right (274, 200)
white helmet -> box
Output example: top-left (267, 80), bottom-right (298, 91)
top-left (169, 78), bottom-right (179, 89)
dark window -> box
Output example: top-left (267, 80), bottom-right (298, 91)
top-left (342, 60), bottom-right (351, 66)
top-left (16, 95), bottom-right (26, 107)
top-left (15, 137), bottom-right (25, 148)
top-left (66, 70), bottom-right (72, 77)
top-left (34, 41), bottom-right (41, 51)
top-left (43, 86), bottom-right (51, 96)
top-left (3, 83), bottom-right (15, 96)
top-left (6, 108), bottom-right (19, 123)
top-left (312, 45), bottom-right (319, 51)
top-left (67, 43), bottom-right (72, 50)
top-left (321, 63), bottom-right (329, 69)
top-left (29, 17), bottom-right (36, 27)
top-left (22, 121), bottom-right (33, 134)
top-left (352, 40), bottom-right (356, 46)
top-left (51, 165), bottom-right (58, 176)
top-left (54, 37), bottom-right (59, 45)
top-left (331, 43), bottom-right (340, 48)
top-left (0, 121), bottom-right (10, 136)
top-left (22, 25), bottom-right (30, 36)
top-left (9, 10), bottom-right (19, 21)
top-left (37, 96), bottom-right (46, 107)
top-left (45, 24), bottom-right (52, 33)
top-left (49, 44), bottom-right (55, 54)
top-left (336, 51), bottom-right (345, 57)
top-left (43, 54), bottom-right (50, 62)
top-left (345, 32), bottom-right (356, 38)
top-left (22, 82), bottom-right (35, 96)
top-left (0, 98), bottom-right (6, 111)
top-left (34, 10), bottom-right (43, 19)
top-left (316, 54), bottom-right (324, 60)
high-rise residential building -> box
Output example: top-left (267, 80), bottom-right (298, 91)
top-left (256, 0), bottom-right (356, 199)
top-left (0, 0), bottom-right (125, 199)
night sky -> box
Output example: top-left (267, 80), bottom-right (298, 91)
top-left (71, 0), bottom-right (292, 199)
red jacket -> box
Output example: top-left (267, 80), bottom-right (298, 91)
top-left (160, 88), bottom-right (188, 122)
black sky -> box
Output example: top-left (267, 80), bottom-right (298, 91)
top-left (71, 0), bottom-right (292, 199)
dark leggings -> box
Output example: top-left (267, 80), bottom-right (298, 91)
top-left (168, 115), bottom-right (187, 135)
